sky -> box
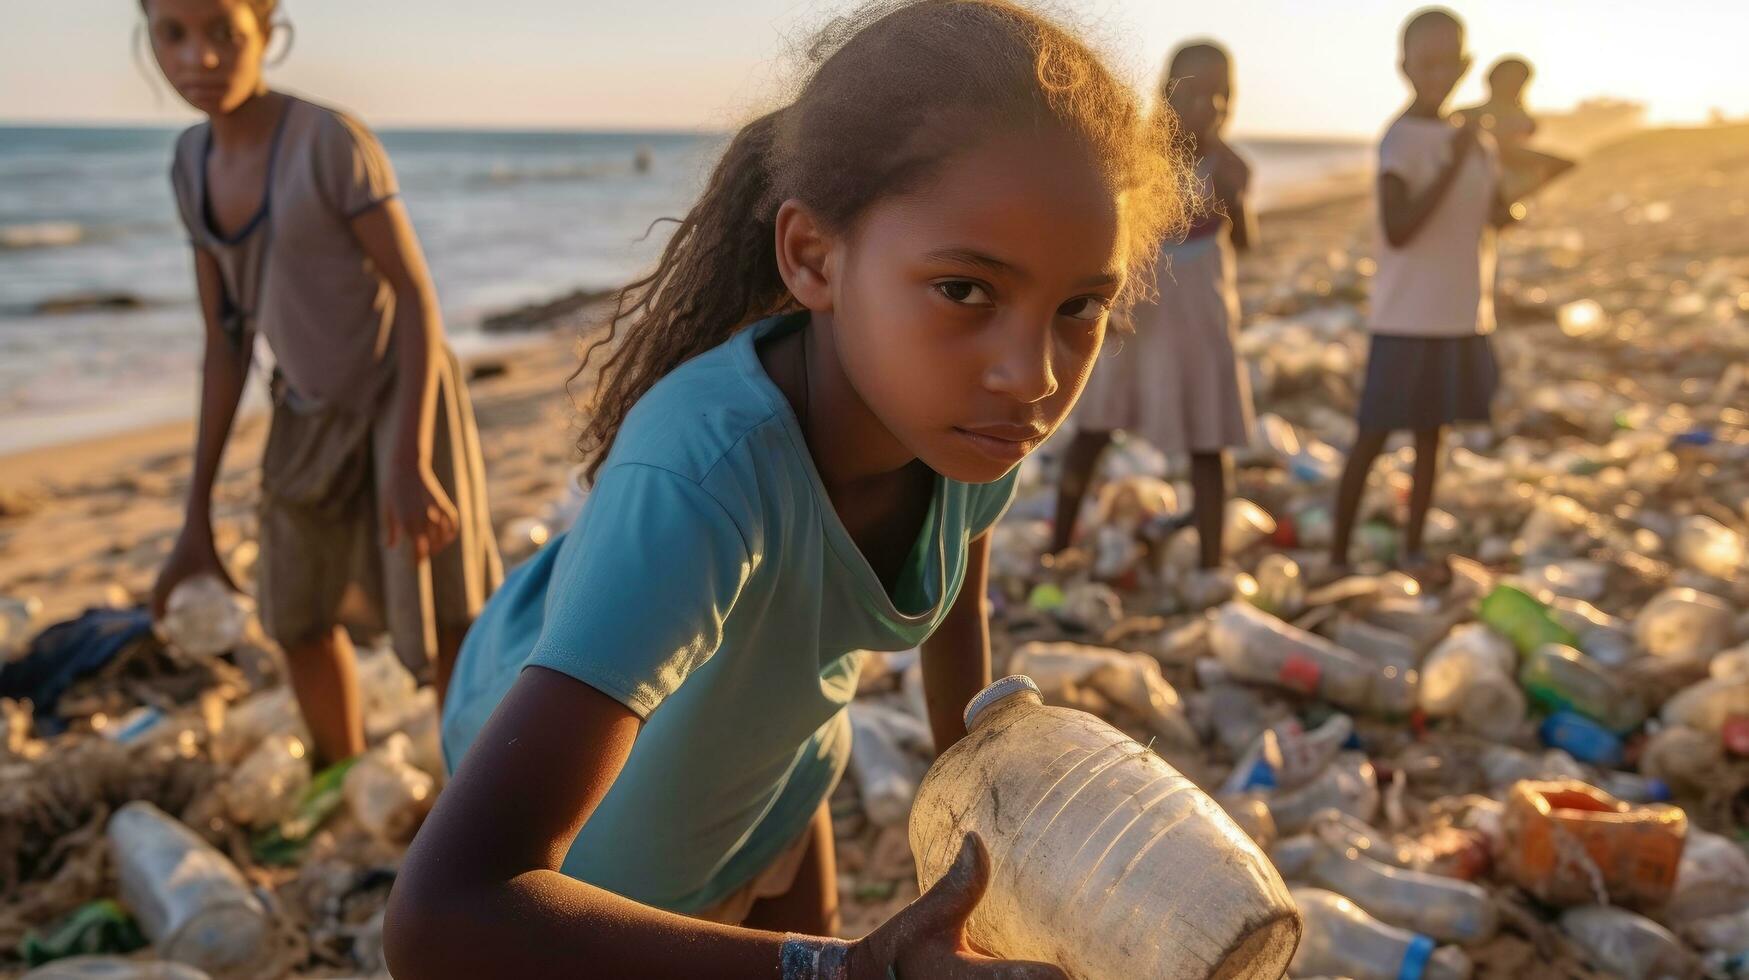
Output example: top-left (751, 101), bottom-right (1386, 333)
top-left (3, 0), bottom-right (1746, 136)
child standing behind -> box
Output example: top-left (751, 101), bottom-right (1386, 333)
top-left (1329, 7), bottom-right (1509, 576)
top-left (1054, 41), bottom-right (1255, 571)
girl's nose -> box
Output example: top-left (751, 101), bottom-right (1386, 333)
top-left (982, 314), bottom-right (1059, 405)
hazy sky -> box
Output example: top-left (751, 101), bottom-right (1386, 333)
top-left (3, 0), bottom-right (1745, 135)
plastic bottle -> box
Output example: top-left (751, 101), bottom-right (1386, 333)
top-left (847, 701), bottom-right (931, 827)
top-left (1515, 560), bottom-right (1610, 603)
top-left (1636, 587), bottom-right (1736, 665)
top-left (1674, 515), bottom-right (1747, 580)
top-left (155, 574), bottom-right (251, 659)
top-left (1225, 499), bottom-right (1278, 554)
top-left (1476, 744), bottom-right (1588, 789)
top-left (1709, 643), bottom-right (1749, 681)
top-left (1665, 829), bottom-right (1749, 925)
top-left (220, 733), bottom-right (311, 829)
top-left (1477, 584), bottom-right (1579, 656)
top-left (1502, 780), bottom-right (1687, 908)
top-left (1250, 554), bottom-right (1307, 619)
top-left (106, 801), bottom-right (274, 977)
top-left (1271, 837), bottom-right (1496, 944)
top-left (1266, 751), bottom-right (1380, 834)
top-left (1539, 711), bottom-right (1624, 767)
top-left (213, 686), bottom-right (310, 765)
top-left (1558, 906), bottom-right (1700, 980)
top-left (1221, 714), bottom-right (1353, 795)
top-left (1210, 602), bottom-right (1414, 717)
top-left (21, 957), bottom-right (212, 980)
top-left (1418, 624), bottom-right (1526, 735)
top-left (1519, 643), bottom-right (1643, 732)
top-left (1662, 677), bottom-right (1749, 734)
top-left (909, 676), bottom-right (1301, 980)
top-left (1290, 888), bottom-right (1472, 980)
top-left (343, 732), bottom-right (437, 845)
top-left (1, 593), bottom-right (43, 663)
top-left (1008, 642), bottom-right (1196, 747)
top-left (1332, 618), bottom-right (1418, 672)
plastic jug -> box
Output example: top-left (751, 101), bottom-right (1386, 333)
top-left (910, 676), bottom-right (1301, 979)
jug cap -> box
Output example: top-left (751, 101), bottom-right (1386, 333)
top-left (964, 675), bottom-right (1042, 731)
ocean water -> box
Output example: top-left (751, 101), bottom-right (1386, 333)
top-left (0, 125), bottom-right (1367, 454)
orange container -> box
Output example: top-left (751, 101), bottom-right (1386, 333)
top-left (1503, 779), bottom-right (1687, 908)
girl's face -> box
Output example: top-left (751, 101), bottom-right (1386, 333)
top-left (145, 0), bottom-right (272, 116)
top-left (1169, 58), bottom-right (1231, 142)
top-left (826, 130), bottom-right (1129, 485)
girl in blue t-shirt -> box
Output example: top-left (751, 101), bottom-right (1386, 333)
top-left (387, 3), bottom-right (1190, 977)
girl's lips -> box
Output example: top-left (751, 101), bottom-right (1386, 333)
top-left (953, 425), bottom-right (1043, 461)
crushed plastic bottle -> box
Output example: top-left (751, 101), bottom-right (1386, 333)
top-left (1267, 751), bottom-right (1381, 834)
top-left (343, 732), bottom-right (437, 845)
top-left (1211, 602), bottom-right (1415, 716)
top-left (155, 574), bottom-right (252, 659)
top-left (1418, 623), bottom-right (1526, 734)
top-left (1290, 887), bottom-right (1472, 980)
top-left (219, 733), bottom-right (311, 829)
top-left (106, 801), bottom-right (274, 977)
top-left (910, 676), bottom-right (1302, 979)
top-left (1559, 905), bottom-right (1701, 980)
top-left (1008, 641), bottom-right (1197, 747)
top-left (1519, 643), bottom-right (1644, 732)
top-left (1636, 587), bottom-right (1736, 665)
top-left (846, 700), bottom-right (932, 827)
top-left (1221, 714), bottom-right (1353, 794)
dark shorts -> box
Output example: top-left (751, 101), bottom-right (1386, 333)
top-left (1357, 333), bottom-right (1498, 431)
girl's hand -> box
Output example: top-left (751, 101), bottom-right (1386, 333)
top-left (151, 525), bottom-right (235, 620)
top-left (383, 458), bottom-right (459, 561)
top-left (847, 834), bottom-right (1068, 980)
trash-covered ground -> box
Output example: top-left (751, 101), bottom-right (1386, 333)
top-left (1, 124), bottom-right (1746, 978)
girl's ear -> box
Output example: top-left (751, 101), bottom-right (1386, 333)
top-left (774, 198), bottom-right (835, 314)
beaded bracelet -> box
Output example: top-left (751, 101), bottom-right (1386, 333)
top-left (779, 934), bottom-right (852, 980)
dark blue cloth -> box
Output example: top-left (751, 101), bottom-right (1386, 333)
top-left (1357, 333), bottom-right (1498, 431)
top-left (0, 607), bottom-right (153, 733)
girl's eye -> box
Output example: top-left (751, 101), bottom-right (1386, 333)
top-left (935, 280), bottom-right (993, 307)
top-left (1058, 296), bottom-right (1110, 321)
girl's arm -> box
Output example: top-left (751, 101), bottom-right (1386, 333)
top-left (1214, 149), bottom-right (1257, 253)
top-left (349, 200), bottom-right (458, 560)
top-left (151, 247), bottom-right (246, 617)
top-left (919, 533), bottom-right (995, 756)
top-left (384, 664), bottom-right (1059, 980)
top-left (1379, 122), bottom-right (1478, 248)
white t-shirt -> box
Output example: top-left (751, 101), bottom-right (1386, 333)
top-left (1368, 116), bottom-right (1501, 337)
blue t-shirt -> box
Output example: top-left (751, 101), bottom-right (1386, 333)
top-left (441, 312), bottom-right (1018, 914)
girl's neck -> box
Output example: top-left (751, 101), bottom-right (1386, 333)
top-left (1406, 98), bottom-right (1448, 121)
top-left (779, 316), bottom-right (920, 493)
top-left (209, 88), bottom-right (284, 151)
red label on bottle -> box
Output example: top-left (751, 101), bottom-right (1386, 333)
top-left (1723, 716), bottom-right (1749, 757)
top-left (1279, 653), bottom-right (1322, 694)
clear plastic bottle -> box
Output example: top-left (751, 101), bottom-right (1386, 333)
top-left (1290, 887), bottom-right (1472, 980)
top-left (1558, 906), bottom-right (1700, 980)
top-left (1636, 587), bottom-right (1735, 665)
top-left (1662, 676), bottom-right (1749, 734)
top-left (846, 701), bottom-right (930, 827)
top-left (106, 802), bottom-right (273, 977)
top-left (1674, 515), bottom-right (1747, 580)
top-left (1272, 837), bottom-right (1497, 944)
top-left (156, 574), bottom-right (252, 659)
top-left (1251, 555), bottom-right (1307, 619)
top-left (343, 732), bottom-right (437, 845)
top-left (910, 676), bottom-right (1301, 980)
top-left (1266, 751), bottom-right (1380, 834)
top-left (220, 733), bottom-right (311, 829)
top-left (1221, 714), bottom-right (1353, 795)
top-left (1211, 602), bottom-right (1413, 716)
top-left (1417, 624), bottom-right (1525, 734)
top-left (1519, 643), bottom-right (1643, 731)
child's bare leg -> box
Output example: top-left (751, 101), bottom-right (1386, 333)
top-left (1405, 426), bottom-right (1444, 558)
top-left (1051, 430), bottom-right (1112, 553)
top-left (434, 622), bottom-right (471, 716)
top-left (1329, 430), bottom-right (1390, 568)
top-left (741, 801), bottom-right (840, 936)
top-left (283, 624), bottom-right (366, 765)
top-left (1189, 450), bottom-right (1230, 569)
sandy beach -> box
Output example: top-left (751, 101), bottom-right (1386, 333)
top-left (2, 122), bottom-right (1747, 976)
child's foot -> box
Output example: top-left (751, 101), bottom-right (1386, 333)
top-left (1397, 551), bottom-right (1452, 589)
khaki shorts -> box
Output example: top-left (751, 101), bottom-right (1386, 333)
top-left (690, 818), bottom-right (817, 926)
top-left (256, 348), bottom-right (503, 679)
